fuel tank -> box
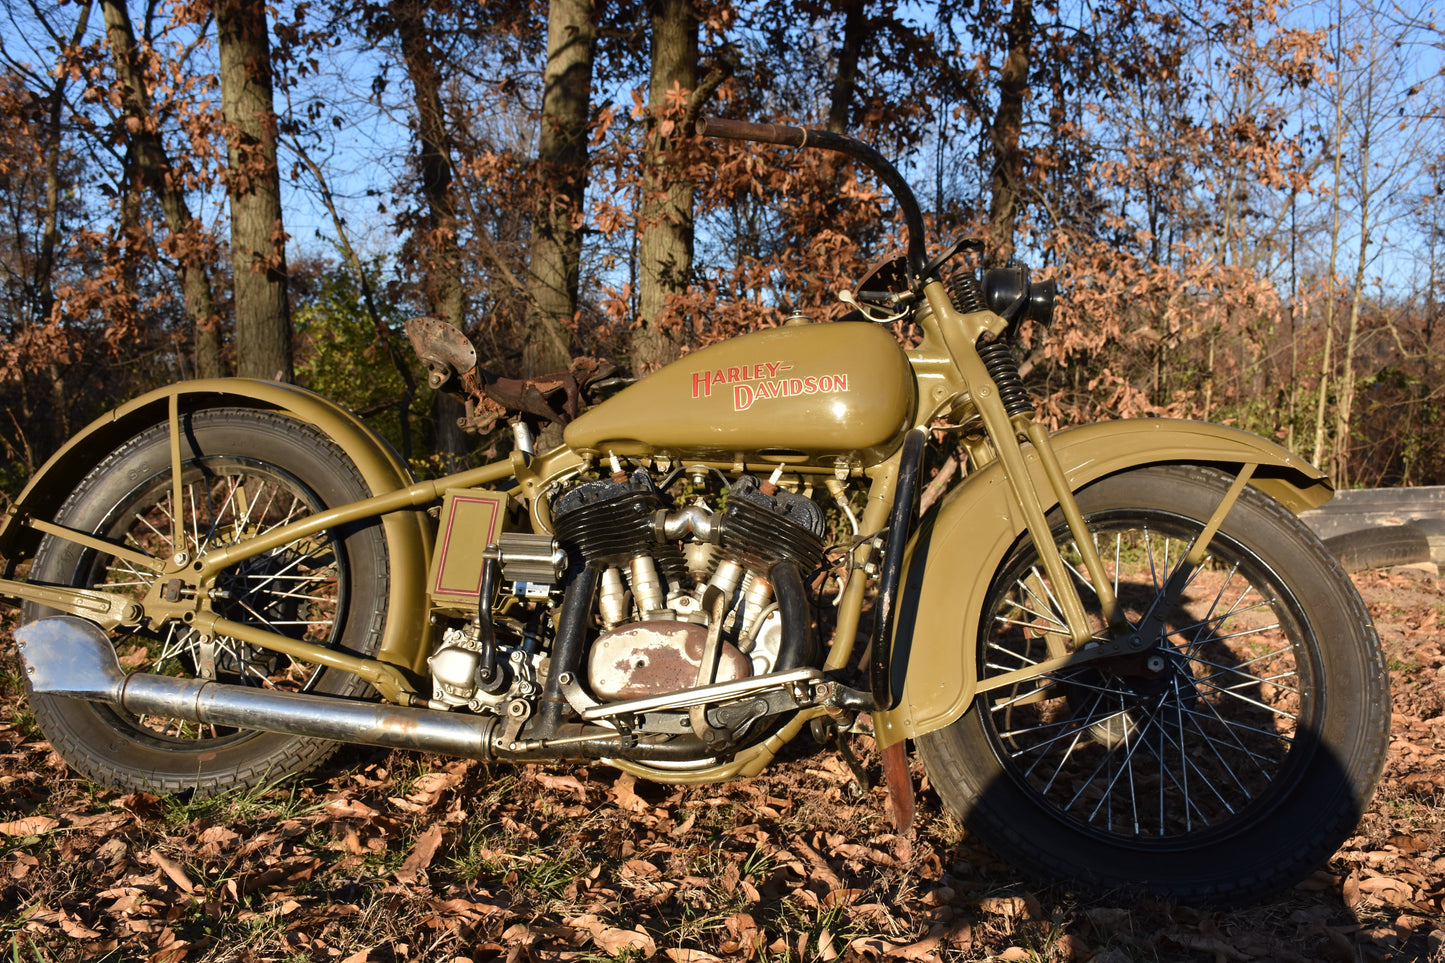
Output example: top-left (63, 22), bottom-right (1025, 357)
top-left (564, 320), bottom-right (916, 466)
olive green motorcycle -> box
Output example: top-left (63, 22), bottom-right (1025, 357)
top-left (2, 119), bottom-right (1388, 904)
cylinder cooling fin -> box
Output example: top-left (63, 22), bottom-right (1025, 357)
top-left (551, 470), bottom-right (663, 564)
top-left (719, 475), bottom-right (826, 574)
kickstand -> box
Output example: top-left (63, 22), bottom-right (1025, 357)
top-left (812, 716), bottom-right (871, 798)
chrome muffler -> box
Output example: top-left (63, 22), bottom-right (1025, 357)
top-left (15, 616), bottom-right (497, 757)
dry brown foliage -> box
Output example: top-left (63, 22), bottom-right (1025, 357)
top-left (1, 568), bottom-right (1442, 962)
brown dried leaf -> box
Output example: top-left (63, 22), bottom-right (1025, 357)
top-left (609, 771), bottom-right (649, 812)
top-left (146, 942), bottom-right (189, 963)
top-left (596, 926), bottom-right (655, 956)
top-left (325, 797), bottom-right (380, 820)
top-left (410, 769), bottom-right (463, 799)
top-left (395, 823), bottom-right (445, 885)
top-left (621, 858), bottom-right (661, 879)
top-left (1357, 875), bottom-right (1414, 902)
top-left (666, 950), bottom-right (724, 963)
top-left (196, 825), bottom-right (241, 856)
top-left (726, 911), bottom-right (761, 958)
top-left (29, 903), bottom-right (104, 940)
top-left (534, 772), bottom-right (588, 801)
top-left (792, 836), bottom-right (843, 890)
top-left (114, 792), bottom-right (164, 819)
top-left (0, 815), bottom-right (58, 836)
top-left (847, 936), bottom-right (902, 960)
top-left (822, 887), bottom-right (866, 909)
top-left (149, 852), bottom-right (196, 893)
top-left (977, 895), bottom-right (1027, 918)
top-left (569, 913), bottom-right (656, 957)
top-left (816, 928), bottom-right (839, 961)
top-left (1342, 872), bottom-right (1362, 909)
top-left (64, 811), bottom-right (132, 833)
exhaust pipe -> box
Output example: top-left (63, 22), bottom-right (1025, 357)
top-left (16, 616), bottom-right (498, 757)
top-left (14, 616), bottom-right (697, 763)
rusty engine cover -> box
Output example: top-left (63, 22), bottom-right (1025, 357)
top-left (587, 620), bottom-right (751, 701)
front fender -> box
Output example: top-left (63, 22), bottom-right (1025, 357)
top-left (0, 379), bottom-right (434, 675)
top-left (871, 418), bottom-right (1332, 748)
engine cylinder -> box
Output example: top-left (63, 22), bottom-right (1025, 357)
top-left (552, 470), bottom-right (662, 564)
top-left (718, 475), bottom-right (826, 574)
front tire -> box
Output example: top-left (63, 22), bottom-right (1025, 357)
top-left (917, 465), bottom-right (1390, 904)
top-left (24, 408), bottom-right (390, 795)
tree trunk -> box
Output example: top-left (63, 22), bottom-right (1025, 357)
top-left (521, 0), bottom-right (596, 376)
top-left (827, 0), bottom-right (867, 135)
top-left (391, 0), bottom-right (466, 331)
top-left (102, 0), bottom-right (224, 379)
top-left (632, 0), bottom-right (698, 375)
top-left (1333, 113), bottom-right (1374, 490)
top-left (1311, 27), bottom-right (1349, 477)
top-left (386, 1), bottom-right (473, 461)
top-left (987, 0), bottom-right (1031, 266)
top-left (31, 2), bottom-right (93, 333)
top-left (215, 0), bottom-right (292, 382)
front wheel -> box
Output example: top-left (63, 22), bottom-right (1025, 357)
top-left (917, 465), bottom-right (1390, 905)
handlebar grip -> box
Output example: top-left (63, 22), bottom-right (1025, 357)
top-left (696, 117), bottom-right (810, 148)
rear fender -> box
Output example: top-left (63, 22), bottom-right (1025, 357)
top-left (871, 418), bottom-right (1332, 748)
top-left (0, 379), bottom-right (434, 675)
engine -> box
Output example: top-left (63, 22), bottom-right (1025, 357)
top-left (551, 468), bottom-right (827, 703)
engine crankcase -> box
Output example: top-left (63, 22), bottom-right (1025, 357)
top-left (588, 619), bottom-right (751, 701)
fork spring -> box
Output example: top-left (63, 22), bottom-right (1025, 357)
top-left (978, 339), bottom-right (1034, 418)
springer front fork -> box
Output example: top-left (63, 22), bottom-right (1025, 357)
top-left (918, 279), bottom-right (1252, 680)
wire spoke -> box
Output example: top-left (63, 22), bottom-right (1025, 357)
top-left (981, 506), bottom-right (1311, 843)
top-left (67, 460), bottom-right (347, 743)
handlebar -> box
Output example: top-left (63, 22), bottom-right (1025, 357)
top-left (697, 118), bottom-right (929, 284)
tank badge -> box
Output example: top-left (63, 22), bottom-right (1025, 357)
top-left (691, 363), bottom-right (850, 412)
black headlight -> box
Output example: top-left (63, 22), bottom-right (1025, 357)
top-left (982, 265), bottom-right (1056, 326)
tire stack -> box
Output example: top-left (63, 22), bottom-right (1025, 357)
top-left (1301, 487), bottom-right (1444, 573)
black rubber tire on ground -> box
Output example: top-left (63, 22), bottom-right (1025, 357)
top-left (23, 408), bottom-right (390, 795)
top-left (916, 464), bottom-right (1391, 905)
top-left (1324, 523), bottom-right (1431, 573)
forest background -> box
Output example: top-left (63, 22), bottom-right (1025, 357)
top-left (1, 0), bottom-right (1442, 496)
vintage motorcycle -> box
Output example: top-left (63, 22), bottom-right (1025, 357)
top-left (3, 119), bottom-right (1388, 905)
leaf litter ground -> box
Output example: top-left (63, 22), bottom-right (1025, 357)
top-left (1, 567), bottom-right (1442, 962)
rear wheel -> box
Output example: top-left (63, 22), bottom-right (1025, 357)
top-left (917, 465), bottom-right (1390, 904)
top-left (24, 408), bottom-right (390, 795)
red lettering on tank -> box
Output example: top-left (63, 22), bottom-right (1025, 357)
top-left (724, 372), bottom-right (853, 411)
top-left (692, 359), bottom-right (847, 408)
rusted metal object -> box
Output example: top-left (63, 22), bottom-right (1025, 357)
top-left (588, 619), bottom-right (750, 701)
top-left (405, 316), bottom-right (616, 434)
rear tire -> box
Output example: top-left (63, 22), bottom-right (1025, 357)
top-left (917, 465), bottom-right (1390, 904)
top-left (24, 408), bottom-right (390, 795)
